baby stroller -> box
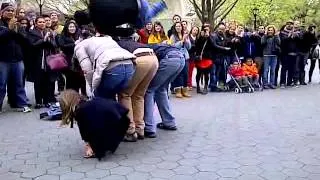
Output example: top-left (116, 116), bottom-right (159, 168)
top-left (226, 56), bottom-right (255, 93)
top-left (226, 73), bottom-right (255, 93)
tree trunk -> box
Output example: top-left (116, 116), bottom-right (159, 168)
top-left (39, 4), bottom-right (43, 15)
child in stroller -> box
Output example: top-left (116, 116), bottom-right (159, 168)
top-left (227, 61), bottom-right (254, 93)
top-left (242, 58), bottom-right (261, 90)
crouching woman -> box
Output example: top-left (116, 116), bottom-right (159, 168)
top-left (74, 34), bottom-right (136, 100)
top-left (59, 90), bottom-right (130, 159)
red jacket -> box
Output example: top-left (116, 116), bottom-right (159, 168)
top-left (229, 66), bottom-right (245, 78)
top-left (137, 29), bottom-right (150, 44)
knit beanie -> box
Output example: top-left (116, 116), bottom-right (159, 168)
top-left (1, 3), bottom-right (14, 14)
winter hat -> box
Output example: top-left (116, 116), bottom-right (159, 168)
top-left (88, 0), bottom-right (139, 34)
top-left (1, 3), bottom-right (14, 14)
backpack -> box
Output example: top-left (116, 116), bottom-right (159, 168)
top-left (311, 45), bottom-right (320, 59)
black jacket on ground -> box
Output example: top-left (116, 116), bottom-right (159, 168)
top-left (0, 20), bottom-right (27, 63)
top-left (74, 97), bottom-right (129, 159)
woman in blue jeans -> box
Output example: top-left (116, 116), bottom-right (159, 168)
top-left (75, 35), bottom-right (136, 100)
top-left (261, 25), bottom-right (281, 89)
top-left (144, 44), bottom-right (185, 138)
top-left (169, 22), bottom-right (191, 98)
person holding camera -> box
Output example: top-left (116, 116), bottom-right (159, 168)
top-left (194, 24), bottom-right (213, 94)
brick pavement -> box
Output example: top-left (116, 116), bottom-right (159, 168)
top-left (1, 83), bottom-right (320, 180)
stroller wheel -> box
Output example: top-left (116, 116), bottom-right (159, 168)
top-left (251, 88), bottom-right (255, 93)
top-left (239, 88), bottom-right (243, 93)
top-left (248, 88), bottom-right (252, 93)
top-left (235, 88), bottom-right (240, 93)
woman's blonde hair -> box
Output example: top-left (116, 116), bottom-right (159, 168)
top-left (59, 90), bottom-right (83, 126)
top-left (266, 25), bottom-right (277, 35)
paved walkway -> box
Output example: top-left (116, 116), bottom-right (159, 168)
top-left (1, 82), bottom-right (320, 180)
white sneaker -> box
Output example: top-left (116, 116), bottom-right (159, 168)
top-left (22, 107), bottom-right (32, 113)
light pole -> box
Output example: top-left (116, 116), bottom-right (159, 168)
top-left (252, 7), bottom-right (259, 30)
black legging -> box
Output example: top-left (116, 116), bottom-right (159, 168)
top-left (309, 59), bottom-right (320, 82)
top-left (196, 67), bottom-right (211, 87)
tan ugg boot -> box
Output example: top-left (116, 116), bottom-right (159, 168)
top-left (175, 88), bottom-right (183, 98)
top-left (182, 87), bottom-right (191, 97)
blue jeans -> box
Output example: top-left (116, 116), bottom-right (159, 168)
top-left (263, 56), bottom-right (278, 85)
top-left (209, 65), bottom-right (217, 89)
top-left (0, 61), bottom-right (28, 109)
top-left (171, 60), bottom-right (188, 89)
top-left (144, 51), bottom-right (185, 133)
top-left (95, 64), bottom-right (135, 100)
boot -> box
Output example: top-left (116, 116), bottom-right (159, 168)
top-left (202, 85), bottom-right (208, 95)
top-left (196, 85), bottom-right (202, 94)
top-left (175, 88), bottom-right (183, 98)
top-left (182, 87), bottom-right (191, 97)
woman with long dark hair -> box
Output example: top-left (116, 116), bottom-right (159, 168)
top-left (28, 16), bottom-right (57, 108)
top-left (58, 21), bottom-right (86, 95)
top-left (187, 26), bottom-right (199, 90)
top-left (169, 22), bottom-right (191, 98)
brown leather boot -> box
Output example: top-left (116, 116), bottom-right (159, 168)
top-left (175, 88), bottom-right (183, 98)
top-left (182, 87), bottom-right (191, 97)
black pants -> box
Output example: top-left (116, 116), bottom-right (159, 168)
top-left (309, 59), bottom-right (320, 82)
top-left (280, 55), bottom-right (298, 85)
top-left (274, 56), bottom-right (281, 86)
top-left (196, 67), bottom-right (210, 88)
top-left (65, 70), bottom-right (87, 96)
top-left (297, 53), bottom-right (308, 83)
top-left (57, 73), bottom-right (65, 92)
top-left (34, 70), bottom-right (56, 105)
top-left (215, 57), bottom-right (229, 84)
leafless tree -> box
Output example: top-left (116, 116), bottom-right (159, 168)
top-left (189, 0), bottom-right (239, 27)
top-left (35, 0), bottom-right (45, 15)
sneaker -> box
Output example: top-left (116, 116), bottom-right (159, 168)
top-left (263, 85), bottom-right (270, 89)
top-left (280, 84), bottom-right (286, 89)
top-left (269, 85), bottom-right (277, 89)
top-left (123, 133), bottom-right (138, 142)
top-left (301, 82), bottom-right (307, 85)
top-left (35, 104), bottom-right (43, 109)
top-left (22, 107), bottom-right (32, 113)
